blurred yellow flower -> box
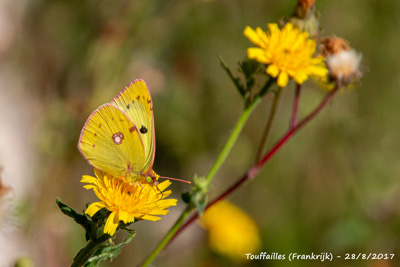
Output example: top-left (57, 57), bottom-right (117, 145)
top-left (201, 200), bottom-right (261, 260)
top-left (244, 23), bottom-right (328, 87)
top-left (81, 168), bottom-right (177, 236)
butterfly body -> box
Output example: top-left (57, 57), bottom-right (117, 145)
top-left (78, 79), bottom-right (158, 184)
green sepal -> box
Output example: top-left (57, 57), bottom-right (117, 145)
top-left (181, 191), bottom-right (191, 204)
top-left (181, 175), bottom-right (208, 215)
top-left (239, 58), bottom-right (263, 94)
top-left (219, 56), bottom-right (268, 104)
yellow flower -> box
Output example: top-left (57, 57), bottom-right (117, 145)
top-left (244, 23), bottom-right (328, 87)
top-left (81, 168), bottom-right (177, 236)
top-left (201, 201), bottom-right (261, 261)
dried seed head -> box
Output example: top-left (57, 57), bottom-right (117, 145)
top-left (320, 37), bottom-right (362, 86)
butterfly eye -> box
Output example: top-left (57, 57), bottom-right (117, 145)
top-left (112, 132), bottom-right (124, 145)
top-left (140, 126), bottom-right (148, 134)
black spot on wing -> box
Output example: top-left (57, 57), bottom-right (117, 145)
top-left (140, 126), bottom-right (148, 134)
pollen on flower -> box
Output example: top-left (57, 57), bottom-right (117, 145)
top-left (201, 201), bottom-right (261, 261)
top-left (81, 168), bottom-right (177, 236)
top-left (244, 23), bottom-right (328, 87)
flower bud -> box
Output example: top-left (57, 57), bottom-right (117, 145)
top-left (286, 0), bottom-right (319, 37)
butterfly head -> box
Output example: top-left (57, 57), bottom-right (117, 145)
top-left (124, 169), bottom-right (159, 185)
top-left (144, 169), bottom-right (160, 185)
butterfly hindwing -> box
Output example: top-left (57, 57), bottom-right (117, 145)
top-left (110, 79), bottom-right (155, 172)
top-left (78, 104), bottom-right (146, 179)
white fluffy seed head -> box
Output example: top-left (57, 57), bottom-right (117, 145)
top-left (326, 49), bottom-right (362, 85)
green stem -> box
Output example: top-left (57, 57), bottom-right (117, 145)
top-left (140, 88), bottom-right (268, 267)
top-left (72, 235), bottom-right (110, 267)
top-left (168, 85), bottom-right (341, 243)
top-left (255, 86), bottom-right (283, 161)
top-left (140, 206), bottom-right (192, 267)
top-left (205, 94), bottom-right (262, 184)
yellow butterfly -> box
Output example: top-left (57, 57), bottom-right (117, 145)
top-left (78, 79), bottom-right (159, 184)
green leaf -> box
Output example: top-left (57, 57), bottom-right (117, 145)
top-left (56, 197), bottom-right (92, 233)
top-left (219, 55), bottom-right (246, 97)
top-left (83, 230), bottom-right (136, 266)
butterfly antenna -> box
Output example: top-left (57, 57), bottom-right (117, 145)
top-left (158, 176), bottom-right (191, 184)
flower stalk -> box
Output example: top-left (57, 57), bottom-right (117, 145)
top-left (290, 84), bottom-right (302, 129)
top-left (141, 78), bottom-right (274, 266)
top-left (140, 206), bottom-right (192, 267)
top-left (170, 82), bottom-right (341, 245)
top-left (71, 235), bottom-right (110, 267)
top-left (205, 92), bottom-right (263, 184)
top-left (256, 86), bottom-right (284, 161)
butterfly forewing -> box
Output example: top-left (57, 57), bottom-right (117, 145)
top-left (78, 104), bottom-right (146, 179)
top-left (110, 79), bottom-right (155, 172)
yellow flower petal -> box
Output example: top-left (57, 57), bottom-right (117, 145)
top-left (104, 211), bottom-right (119, 236)
top-left (157, 180), bottom-right (172, 191)
top-left (85, 202), bottom-right (106, 217)
top-left (247, 48), bottom-right (269, 63)
top-left (81, 175), bottom-right (98, 184)
top-left (277, 72), bottom-right (289, 87)
top-left (243, 26), bottom-right (262, 47)
top-left (266, 64), bottom-right (279, 78)
top-left (83, 185), bottom-right (96, 190)
top-left (119, 210), bottom-right (130, 223)
top-left (293, 71), bottom-right (308, 84)
top-left (141, 215), bottom-right (162, 221)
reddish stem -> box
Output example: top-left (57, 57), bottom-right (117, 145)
top-left (290, 84), bottom-right (301, 129)
top-left (168, 85), bottom-right (339, 246)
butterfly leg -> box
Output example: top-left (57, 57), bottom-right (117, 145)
top-left (112, 175), bottom-right (125, 187)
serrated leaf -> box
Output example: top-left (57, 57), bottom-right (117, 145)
top-left (219, 56), bottom-right (246, 97)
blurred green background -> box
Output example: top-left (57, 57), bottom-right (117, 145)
top-left (0, 0), bottom-right (399, 266)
